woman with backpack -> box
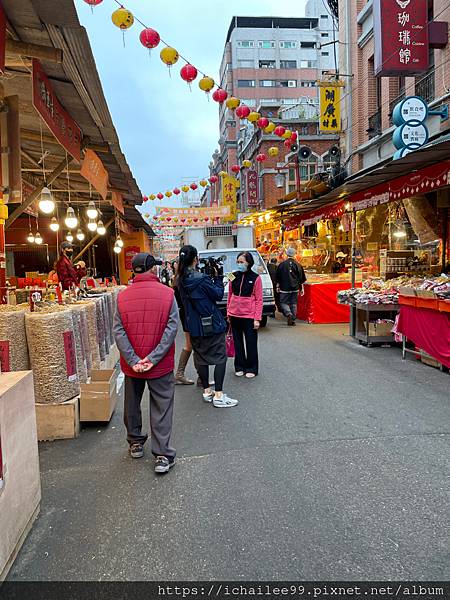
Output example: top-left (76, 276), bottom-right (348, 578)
top-left (177, 245), bottom-right (238, 408)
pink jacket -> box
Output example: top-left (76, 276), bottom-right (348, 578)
top-left (227, 274), bottom-right (263, 321)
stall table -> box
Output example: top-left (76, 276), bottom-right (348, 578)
top-left (397, 296), bottom-right (450, 369)
top-left (297, 281), bottom-right (361, 324)
top-left (353, 303), bottom-right (400, 346)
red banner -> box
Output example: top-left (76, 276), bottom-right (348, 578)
top-left (389, 160), bottom-right (450, 201)
top-left (32, 59), bottom-right (82, 161)
top-left (373, 0), bottom-right (429, 76)
top-left (80, 149), bottom-right (108, 200)
top-left (111, 191), bottom-right (124, 215)
top-left (0, 340), bottom-right (10, 372)
top-left (0, 3), bottom-right (5, 74)
top-left (63, 331), bottom-right (77, 381)
top-left (124, 246), bottom-right (140, 270)
top-left (246, 170), bottom-right (259, 207)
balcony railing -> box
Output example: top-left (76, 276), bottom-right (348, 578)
top-left (415, 71), bottom-right (435, 104)
top-left (367, 109), bottom-right (381, 139)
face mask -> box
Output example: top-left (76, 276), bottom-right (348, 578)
top-left (65, 250), bottom-right (73, 257)
top-left (236, 263), bottom-right (247, 272)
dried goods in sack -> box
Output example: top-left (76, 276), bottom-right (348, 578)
top-left (73, 300), bottom-right (100, 370)
top-left (101, 295), bottom-right (111, 355)
top-left (70, 309), bottom-right (88, 383)
top-left (71, 304), bottom-right (92, 376)
top-left (25, 310), bottom-right (80, 404)
top-left (0, 306), bottom-right (30, 371)
top-left (93, 296), bottom-right (107, 361)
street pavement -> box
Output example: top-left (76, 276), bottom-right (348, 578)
top-left (7, 318), bottom-right (450, 581)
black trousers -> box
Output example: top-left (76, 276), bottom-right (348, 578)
top-left (230, 317), bottom-right (259, 375)
top-left (124, 372), bottom-right (176, 460)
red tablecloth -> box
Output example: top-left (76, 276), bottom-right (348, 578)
top-left (397, 305), bottom-right (450, 368)
top-left (297, 282), bottom-right (356, 324)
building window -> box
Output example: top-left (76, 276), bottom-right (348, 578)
top-left (279, 80), bottom-right (297, 88)
top-left (260, 80), bottom-right (277, 87)
top-left (321, 33), bottom-right (329, 37)
top-left (301, 80), bottom-right (316, 87)
top-left (280, 60), bottom-right (297, 69)
top-left (237, 41), bottom-right (254, 48)
top-left (300, 41), bottom-right (316, 48)
top-left (280, 41), bottom-right (297, 49)
top-left (320, 15), bottom-right (328, 19)
top-left (300, 60), bottom-right (317, 68)
top-left (237, 80), bottom-right (255, 87)
top-left (321, 51), bottom-right (329, 56)
top-left (258, 40), bottom-right (275, 48)
top-left (259, 60), bottom-right (276, 69)
top-left (238, 60), bottom-right (254, 68)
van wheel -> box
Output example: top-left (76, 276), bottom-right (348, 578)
top-left (260, 316), bottom-right (268, 328)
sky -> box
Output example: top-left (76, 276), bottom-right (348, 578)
top-left (76, 0), bottom-right (307, 213)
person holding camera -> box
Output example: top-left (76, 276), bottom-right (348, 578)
top-left (177, 245), bottom-right (238, 408)
top-left (227, 252), bottom-right (263, 378)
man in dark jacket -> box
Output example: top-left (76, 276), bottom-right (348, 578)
top-left (276, 248), bottom-right (307, 326)
top-left (113, 253), bottom-right (179, 474)
top-left (56, 242), bottom-right (78, 291)
top-left (267, 257), bottom-right (281, 314)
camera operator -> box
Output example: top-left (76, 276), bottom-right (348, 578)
top-left (177, 245), bottom-right (238, 408)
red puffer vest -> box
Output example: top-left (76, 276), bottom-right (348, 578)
top-left (117, 271), bottom-right (175, 379)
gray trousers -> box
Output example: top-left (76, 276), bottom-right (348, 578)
top-left (124, 372), bottom-right (176, 460)
top-left (280, 291), bottom-right (299, 319)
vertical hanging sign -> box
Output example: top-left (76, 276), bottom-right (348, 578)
top-left (246, 170), bottom-right (259, 207)
top-left (318, 82), bottom-right (343, 132)
top-left (373, 0), bottom-right (429, 76)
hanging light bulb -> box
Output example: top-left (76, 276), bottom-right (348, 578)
top-left (87, 219), bottom-right (98, 232)
top-left (76, 229), bottom-right (85, 241)
top-left (66, 232), bottom-right (74, 243)
top-left (86, 201), bottom-right (98, 220)
top-left (34, 232), bottom-right (43, 245)
top-left (65, 206), bottom-right (78, 229)
top-left (27, 231), bottom-right (35, 244)
top-left (50, 217), bottom-right (60, 232)
top-left (113, 244), bottom-right (122, 254)
top-left (97, 220), bottom-right (106, 235)
top-left (116, 235), bottom-right (124, 248)
top-left (38, 187), bottom-right (55, 214)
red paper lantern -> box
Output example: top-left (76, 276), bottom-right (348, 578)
top-left (173, 188), bottom-right (181, 195)
top-left (257, 117), bottom-right (270, 129)
top-left (190, 183), bottom-right (198, 190)
top-left (84, 0), bottom-right (103, 5)
top-left (166, 217), bottom-right (172, 222)
top-left (274, 126), bottom-right (286, 137)
top-left (181, 218), bottom-right (186, 223)
top-left (193, 217), bottom-right (199, 223)
top-left (291, 132), bottom-right (298, 142)
top-left (256, 153), bottom-right (267, 162)
top-left (204, 217), bottom-right (210, 222)
top-left (180, 64), bottom-right (198, 84)
top-left (157, 193), bottom-right (164, 200)
top-left (235, 105), bottom-right (251, 119)
top-left (284, 139), bottom-right (293, 148)
top-left (212, 89), bottom-right (228, 104)
top-left (139, 28), bottom-right (160, 49)
top-left (142, 195), bottom-right (148, 202)
top-left (231, 165), bottom-right (241, 174)
top-left (209, 175), bottom-right (218, 184)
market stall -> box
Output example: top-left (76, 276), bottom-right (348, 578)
top-left (297, 276), bottom-right (361, 324)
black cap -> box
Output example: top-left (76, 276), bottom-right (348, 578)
top-left (132, 252), bottom-right (162, 274)
top-left (61, 241), bottom-right (73, 251)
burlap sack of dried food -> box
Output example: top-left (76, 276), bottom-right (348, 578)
top-left (25, 309), bottom-right (80, 404)
top-left (104, 292), bottom-right (114, 346)
top-left (71, 304), bottom-right (92, 377)
top-left (93, 296), bottom-right (106, 361)
top-left (0, 305), bottom-right (30, 371)
top-left (70, 308), bottom-right (88, 383)
top-left (76, 300), bottom-right (101, 370)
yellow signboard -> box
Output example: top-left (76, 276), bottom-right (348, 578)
top-left (221, 175), bottom-right (239, 222)
top-left (319, 81), bottom-right (343, 133)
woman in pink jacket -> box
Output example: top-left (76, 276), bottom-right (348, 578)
top-left (227, 252), bottom-right (263, 379)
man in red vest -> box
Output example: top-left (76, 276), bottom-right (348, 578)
top-left (113, 253), bottom-right (179, 474)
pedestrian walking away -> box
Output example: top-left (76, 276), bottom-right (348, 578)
top-left (227, 252), bottom-right (263, 378)
top-left (267, 257), bottom-right (281, 315)
top-left (173, 271), bottom-right (195, 386)
top-left (177, 245), bottom-right (238, 408)
top-left (276, 247), bottom-right (307, 326)
top-left (113, 252), bottom-right (179, 474)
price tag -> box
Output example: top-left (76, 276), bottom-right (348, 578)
top-left (0, 341), bottom-right (10, 372)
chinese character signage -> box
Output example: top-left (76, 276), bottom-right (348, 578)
top-left (80, 149), bottom-right (109, 200)
top-left (124, 246), bottom-right (140, 271)
top-left (221, 175), bottom-right (239, 221)
top-left (158, 206), bottom-right (231, 220)
top-left (319, 82), bottom-right (342, 132)
top-left (32, 59), bottom-right (82, 161)
top-left (373, 0), bottom-right (429, 76)
top-left (246, 170), bottom-right (259, 207)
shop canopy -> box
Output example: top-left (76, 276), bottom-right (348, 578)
top-left (2, 0), bottom-right (154, 236)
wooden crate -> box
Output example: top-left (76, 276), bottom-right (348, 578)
top-left (79, 367), bottom-right (123, 422)
top-left (35, 397), bottom-right (80, 441)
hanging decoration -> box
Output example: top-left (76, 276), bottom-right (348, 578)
top-left (209, 175), bottom-right (218, 184)
top-left (149, 194), bottom-right (156, 200)
top-left (190, 183), bottom-right (198, 191)
top-left (160, 46), bottom-right (179, 69)
top-left (199, 76), bottom-right (215, 94)
top-left (268, 147), bottom-right (279, 157)
top-left (212, 89), bottom-right (228, 104)
top-left (84, 0), bottom-right (103, 5)
top-left (173, 188), bottom-right (181, 195)
top-left (231, 165), bottom-right (241, 174)
top-left (264, 122), bottom-right (276, 134)
top-left (180, 64), bottom-right (198, 86)
top-left (111, 7), bottom-right (134, 44)
top-left (181, 185), bottom-right (190, 193)
top-left (247, 111), bottom-right (260, 124)
top-left (291, 132), bottom-right (298, 142)
top-left (199, 180), bottom-right (208, 187)
top-left (282, 130), bottom-right (293, 140)
top-left (157, 193), bottom-right (164, 200)
top-left (165, 191), bottom-right (173, 198)
top-left (226, 97), bottom-right (240, 110)
top-left (274, 126), bottom-right (286, 137)
top-left (256, 154), bottom-right (267, 163)
top-left (235, 105), bottom-right (251, 120)
top-left (284, 139), bottom-right (293, 148)
top-left (257, 117), bottom-right (270, 129)
top-left (242, 160), bottom-right (252, 168)
top-left (139, 28), bottom-right (160, 49)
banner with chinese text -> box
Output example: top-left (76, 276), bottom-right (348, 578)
top-left (81, 149), bottom-right (109, 200)
top-left (221, 175), bottom-right (239, 221)
top-left (319, 82), bottom-right (342, 132)
top-left (246, 170), bottom-right (259, 207)
top-left (158, 206), bottom-right (230, 219)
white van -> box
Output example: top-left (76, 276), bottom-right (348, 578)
top-left (198, 248), bottom-right (276, 327)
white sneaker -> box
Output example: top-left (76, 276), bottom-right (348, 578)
top-left (235, 371), bottom-right (244, 377)
top-left (213, 394), bottom-right (239, 408)
top-left (202, 390), bottom-right (214, 403)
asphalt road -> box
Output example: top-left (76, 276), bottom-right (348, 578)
top-left (7, 319), bottom-right (450, 581)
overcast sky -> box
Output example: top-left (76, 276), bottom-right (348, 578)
top-left (76, 1), bottom-right (307, 212)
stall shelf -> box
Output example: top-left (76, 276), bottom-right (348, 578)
top-left (354, 303), bottom-right (400, 346)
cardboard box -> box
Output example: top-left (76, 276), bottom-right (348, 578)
top-left (79, 367), bottom-right (123, 422)
top-left (368, 322), bottom-right (393, 337)
top-left (35, 397), bottom-right (80, 441)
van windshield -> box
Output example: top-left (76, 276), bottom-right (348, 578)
top-left (199, 251), bottom-right (267, 275)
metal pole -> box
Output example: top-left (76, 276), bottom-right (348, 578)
top-left (442, 208), bottom-right (448, 272)
top-left (350, 208), bottom-right (357, 338)
top-left (294, 154), bottom-right (301, 201)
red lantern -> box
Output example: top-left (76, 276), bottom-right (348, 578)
top-left (209, 175), bottom-right (218, 184)
top-left (180, 64), bottom-right (198, 84)
top-left (274, 126), bottom-right (286, 137)
top-left (84, 0), bottom-right (103, 5)
top-left (142, 195), bottom-right (148, 202)
top-left (257, 117), bottom-right (270, 129)
top-left (181, 218), bottom-right (186, 223)
top-left (190, 183), bottom-right (198, 190)
top-left (139, 28), bottom-right (160, 49)
top-left (212, 89), bottom-right (228, 104)
top-left (284, 139), bottom-right (293, 148)
top-left (204, 217), bottom-right (210, 222)
top-left (173, 188), bottom-right (181, 195)
top-left (193, 217), bottom-right (199, 223)
top-left (235, 105), bottom-right (251, 119)
top-left (256, 153), bottom-right (267, 162)
top-left (291, 132), bottom-right (298, 142)
top-left (231, 165), bottom-right (241, 174)
top-left (166, 217), bottom-right (172, 222)
top-left (157, 192), bottom-right (164, 200)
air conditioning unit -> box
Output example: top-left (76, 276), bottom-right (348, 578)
top-left (288, 80), bottom-right (297, 88)
top-left (205, 225), bottom-right (233, 238)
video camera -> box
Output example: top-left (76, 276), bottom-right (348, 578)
top-left (198, 255), bottom-right (226, 278)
